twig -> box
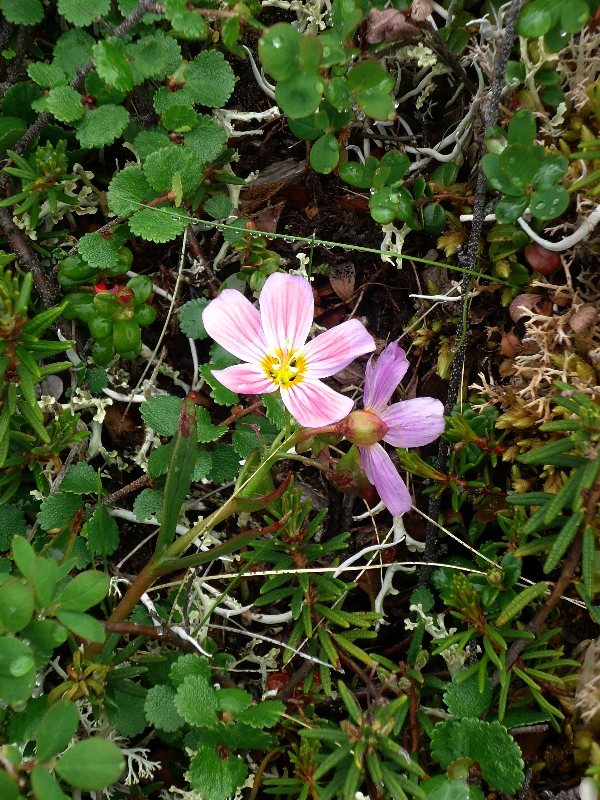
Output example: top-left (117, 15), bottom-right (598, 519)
top-left (419, 0), bottom-right (526, 585)
top-left (0, 26), bottom-right (30, 101)
top-left (275, 659), bottom-right (313, 701)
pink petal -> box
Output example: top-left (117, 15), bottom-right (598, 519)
top-left (358, 443), bottom-right (412, 515)
top-left (202, 289), bottom-right (268, 363)
top-left (282, 378), bottom-right (354, 427)
top-left (259, 273), bottom-right (314, 354)
top-left (302, 319), bottom-right (375, 378)
top-left (364, 342), bottom-right (409, 414)
top-left (380, 397), bottom-right (446, 448)
top-left (212, 364), bottom-right (276, 395)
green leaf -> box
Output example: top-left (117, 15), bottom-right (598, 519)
top-left (141, 396), bottom-right (183, 436)
top-left (259, 23), bottom-right (302, 81)
top-left (87, 367), bottom-right (110, 393)
top-left (174, 673), bottom-right (219, 727)
top-left (83, 506), bottom-right (120, 557)
top-left (482, 153), bottom-right (525, 196)
top-left (126, 33), bottom-right (174, 83)
top-left (199, 364), bottom-right (239, 405)
top-left (348, 60), bottom-right (394, 91)
top-left (0, 636), bottom-right (35, 689)
top-left (60, 463), bottom-right (98, 495)
top-left (57, 0), bottom-right (111, 27)
top-left (533, 155), bottom-right (568, 190)
top-left (144, 684), bottom-right (185, 732)
top-left (499, 144), bottom-right (539, 188)
top-left (107, 165), bottom-right (155, 216)
top-left (310, 133), bottom-right (339, 174)
top-left (53, 29), bottom-right (95, 80)
top-left (36, 700), bottom-right (79, 762)
top-left (145, 146), bottom-right (204, 197)
top-left (54, 610), bottom-right (106, 643)
top-left (276, 74), bottom-right (324, 119)
top-left (444, 672), bottom-right (493, 719)
top-left (56, 571), bottom-right (110, 612)
top-left (185, 50), bottom-right (235, 108)
top-left (560, 0), bottom-right (589, 32)
top-left (76, 104), bottom-right (130, 148)
top-left (31, 765), bottom-right (68, 800)
top-left (431, 719), bottom-right (524, 794)
top-left (507, 108), bottom-right (536, 147)
top-left (129, 207), bottom-right (188, 243)
top-left (369, 187), bottom-right (399, 225)
top-left (356, 89), bottom-right (396, 121)
top-left (107, 683), bottom-right (148, 738)
top-left (423, 202), bottom-right (447, 234)
top-left (37, 492), bottom-right (83, 533)
top-left (45, 86), bottom-right (84, 123)
top-left (516, 2), bottom-right (552, 37)
top-left (31, 557), bottom-right (59, 609)
top-left (0, 767), bottom-right (19, 800)
top-left (263, 394), bottom-right (286, 429)
top-left (165, 0), bottom-right (208, 38)
top-left (529, 185), bottom-right (569, 220)
top-left (169, 653), bottom-right (212, 687)
top-left (0, 505), bottom-right (26, 551)
top-left (209, 443), bottom-right (241, 484)
top-left (0, 578), bottom-right (34, 633)
top-left (410, 586), bottom-right (435, 613)
top-left (133, 488), bottom-right (163, 523)
top-left (55, 739), bottom-right (125, 790)
top-left (12, 536), bottom-right (35, 580)
top-left (0, 0), bottom-right (43, 24)
top-left (494, 194), bottom-right (529, 224)
top-left (194, 446), bottom-right (212, 481)
top-left (236, 700), bottom-right (286, 728)
top-left (148, 440), bottom-right (175, 478)
top-left (205, 195), bottom-right (234, 220)
top-left (178, 299), bottom-right (209, 340)
top-left (217, 688), bottom-right (252, 714)
top-left (189, 744), bottom-right (248, 800)
top-left (28, 63), bottom-right (67, 88)
top-left (185, 115), bottom-right (228, 165)
top-left (196, 406), bottom-right (226, 444)
top-left (161, 105), bottom-right (198, 133)
top-left (78, 231), bottom-right (120, 271)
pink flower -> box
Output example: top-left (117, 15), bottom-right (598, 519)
top-left (202, 272), bottom-right (375, 427)
top-left (341, 343), bottom-right (446, 515)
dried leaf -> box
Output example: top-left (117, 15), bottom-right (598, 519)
top-left (329, 262), bottom-right (355, 302)
top-left (365, 8), bottom-right (421, 43)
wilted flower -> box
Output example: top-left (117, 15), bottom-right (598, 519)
top-left (202, 272), bottom-right (375, 427)
top-left (340, 342), bottom-right (445, 515)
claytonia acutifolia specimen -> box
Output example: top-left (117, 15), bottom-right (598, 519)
top-left (202, 272), bottom-right (375, 426)
top-left (340, 342), bottom-right (446, 515)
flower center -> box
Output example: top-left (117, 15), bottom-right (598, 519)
top-left (262, 349), bottom-right (307, 389)
top-left (340, 410), bottom-right (388, 446)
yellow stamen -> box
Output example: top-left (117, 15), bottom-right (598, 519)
top-left (262, 349), bottom-right (307, 389)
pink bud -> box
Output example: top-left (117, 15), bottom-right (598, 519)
top-left (339, 410), bottom-right (388, 446)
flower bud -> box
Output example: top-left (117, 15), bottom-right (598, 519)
top-left (339, 410), bottom-right (388, 446)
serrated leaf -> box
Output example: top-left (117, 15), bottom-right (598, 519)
top-left (45, 86), bottom-right (84, 123)
top-left (178, 298), bottom-right (209, 339)
top-left (194, 446), bottom-right (212, 481)
top-left (93, 39), bottom-right (133, 93)
top-left (185, 50), bottom-right (235, 108)
top-left (83, 507), bottom-right (120, 556)
top-left (161, 105), bottom-right (198, 133)
top-left (37, 493), bottom-right (83, 532)
top-left (133, 129), bottom-right (172, 161)
top-left (0, 505), bottom-right (26, 551)
top-left (53, 29), bottom-right (95, 80)
top-left (60, 463), bottom-right (98, 495)
top-left (148, 440), bottom-right (175, 478)
top-left (443, 672), bottom-right (493, 719)
top-left (57, 0), bottom-right (111, 27)
top-left (144, 146), bottom-right (204, 196)
top-left (409, 586), bottom-right (435, 613)
top-left (107, 165), bottom-right (156, 217)
top-left (236, 700), bottom-right (285, 728)
top-left (199, 364), bottom-right (239, 405)
top-left (263, 394), bottom-right (286, 429)
top-left (132, 488), bottom-right (163, 523)
top-left (174, 673), bottom-right (219, 727)
top-left (209, 443), bottom-right (241, 484)
top-left (189, 744), bottom-right (248, 800)
top-left (141, 396), bottom-right (183, 436)
top-left (204, 195), bottom-right (234, 220)
top-left (169, 653), bottom-right (212, 688)
top-left (76, 104), bottom-right (130, 149)
top-left (78, 231), bottom-right (119, 270)
top-left (184, 115), bottom-right (227, 165)
top-left (107, 684), bottom-right (147, 737)
top-left (126, 34), bottom-right (171, 84)
top-left (27, 63), bottom-right (67, 89)
top-left (129, 207), bottom-right (188, 243)
top-left (196, 407), bottom-right (226, 444)
top-left (165, 0), bottom-right (208, 39)
top-left (0, 0), bottom-right (43, 24)
top-left (144, 684), bottom-right (185, 732)
top-left (86, 367), bottom-right (109, 393)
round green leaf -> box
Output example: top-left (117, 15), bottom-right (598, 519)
top-left (0, 578), bottom-right (34, 633)
top-left (0, 768), bottom-right (19, 800)
top-left (0, 638), bottom-right (35, 705)
top-left (45, 86), bottom-right (84, 123)
top-left (422, 202), bottom-right (447, 234)
top-left (560, 0), bottom-right (589, 33)
top-left (494, 194), bottom-right (530, 224)
top-left (356, 89), bottom-right (396, 121)
top-left (160, 105), bottom-right (198, 133)
top-left (544, 22), bottom-right (571, 52)
top-left (499, 144), bottom-right (539, 188)
top-left (31, 764), bottom-right (67, 800)
top-left (259, 23), bottom-right (301, 81)
top-left (540, 85), bottom-right (565, 107)
top-left (369, 187), bottom-right (399, 224)
top-left (347, 60), bottom-right (394, 91)
top-left (529, 185), bottom-right (569, 220)
top-left (309, 133), bottom-right (339, 174)
top-left (299, 35), bottom-right (323, 75)
top-left (325, 77), bottom-right (352, 111)
top-left (338, 161), bottom-right (369, 188)
top-left (482, 153), bottom-right (525, 196)
top-left (431, 161), bottom-right (459, 187)
top-left (56, 571), bottom-right (110, 612)
top-left (275, 73), bottom-right (324, 119)
top-left (56, 738), bottom-right (125, 790)
top-left (516, 2), bottom-right (552, 37)
top-left (288, 114), bottom-right (326, 141)
top-left (507, 108), bottom-right (536, 147)
top-left (395, 186), bottom-right (415, 222)
top-left (532, 154), bottom-right (568, 190)
top-left (36, 700), bottom-right (79, 763)
top-left (54, 610), bottom-right (106, 643)
top-left (535, 67), bottom-right (558, 86)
